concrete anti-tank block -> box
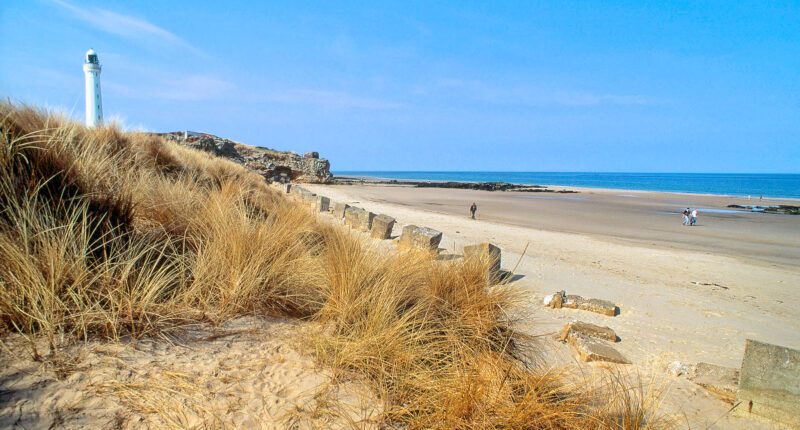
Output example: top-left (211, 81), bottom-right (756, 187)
top-left (343, 207), bottom-right (375, 231)
top-left (292, 187), bottom-right (311, 201)
top-left (562, 295), bottom-right (618, 316)
top-left (356, 210), bottom-right (376, 231)
top-left (463, 243), bottom-right (502, 276)
top-left (370, 214), bottom-right (395, 239)
top-left (566, 333), bottom-right (630, 364)
top-left (332, 202), bottom-right (349, 219)
top-left (302, 192), bottom-right (317, 205)
top-left (690, 362), bottom-right (739, 403)
top-left (313, 196), bottom-right (330, 212)
top-left (397, 225), bottom-right (442, 252)
top-left (734, 339), bottom-right (800, 427)
top-left (559, 321), bottom-right (618, 343)
top-left (344, 207), bottom-right (364, 228)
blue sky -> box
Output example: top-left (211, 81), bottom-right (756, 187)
top-left (1, 0), bottom-right (799, 172)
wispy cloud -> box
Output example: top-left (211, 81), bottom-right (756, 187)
top-left (51, 0), bottom-right (205, 57)
top-left (264, 89), bottom-right (402, 110)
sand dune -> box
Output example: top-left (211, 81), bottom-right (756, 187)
top-left (0, 316), bottom-right (380, 429)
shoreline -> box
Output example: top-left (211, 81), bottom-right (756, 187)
top-left (332, 174), bottom-right (800, 203)
top-left (319, 183), bottom-right (800, 268)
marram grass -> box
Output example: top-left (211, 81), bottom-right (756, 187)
top-left (0, 101), bottom-right (673, 428)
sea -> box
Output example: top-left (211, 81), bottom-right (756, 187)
top-left (333, 172), bottom-right (800, 200)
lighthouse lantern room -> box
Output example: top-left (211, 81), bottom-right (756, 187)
top-left (83, 49), bottom-right (103, 128)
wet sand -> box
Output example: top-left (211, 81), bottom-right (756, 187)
top-left (328, 183), bottom-right (800, 267)
top-left (303, 182), bottom-right (800, 429)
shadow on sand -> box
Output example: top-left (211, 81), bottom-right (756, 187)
top-left (497, 270), bottom-right (525, 283)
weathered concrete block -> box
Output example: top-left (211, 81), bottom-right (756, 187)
top-left (397, 225), bottom-right (443, 252)
top-left (313, 196), bottom-right (330, 212)
top-left (562, 295), bottom-right (618, 316)
top-left (332, 202), bottom-right (349, 219)
top-left (690, 362), bottom-right (739, 403)
top-left (344, 207), bottom-right (375, 231)
top-left (293, 187), bottom-right (311, 200)
top-left (344, 207), bottom-right (364, 228)
top-left (734, 339), bottom-right (800, 427)
top-left (463, 243), bottom-right (501, 275)
top-left (559, 321), bottom-right (618, 343)
top-left (356, 210), bottom-right (376, 231)
top-left (567, 333), bottom-right (630, 364)
top-left (302, 192), bottom-right (317, 205)
top-left (370, 214), bottom-right (395, 239)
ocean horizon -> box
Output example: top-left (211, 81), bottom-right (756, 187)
top-left (334, 171), bottom-right (800, 200)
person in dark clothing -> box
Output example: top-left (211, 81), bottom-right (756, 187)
top-left (470, 202), bottom-right (477, 219)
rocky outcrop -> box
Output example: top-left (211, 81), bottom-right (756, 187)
top-left (727, 204), bottom-right (800, 215)
top-left (415, 181), bottom-right (535, 191)
top-left (160, 132), bottom-right (333, 183)
top-left (334, 178), bottom-right (578, 193)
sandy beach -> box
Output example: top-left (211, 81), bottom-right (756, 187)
top-left (0, 316), bottom-right (380, 429)
top-left (302, 182), bottom-right (800, 428)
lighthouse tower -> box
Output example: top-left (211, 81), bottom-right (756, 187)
top-left (83, 49), bottom-right (103, 127)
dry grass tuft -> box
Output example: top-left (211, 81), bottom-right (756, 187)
top-left (0, 101), bottom-right (673, 428)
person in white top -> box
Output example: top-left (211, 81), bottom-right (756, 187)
top-left (690, 208), bottom-right (698, 226)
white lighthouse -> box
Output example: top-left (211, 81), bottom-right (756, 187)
top-left (83, 49), bottom-right (103, 127)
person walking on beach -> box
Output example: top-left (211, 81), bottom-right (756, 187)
top-left (682, 208), bottom-right (690, 225)
top-left (690, 208), bottom-right (697, 226)
top-left (470, 202), bottom-right (477, 219)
